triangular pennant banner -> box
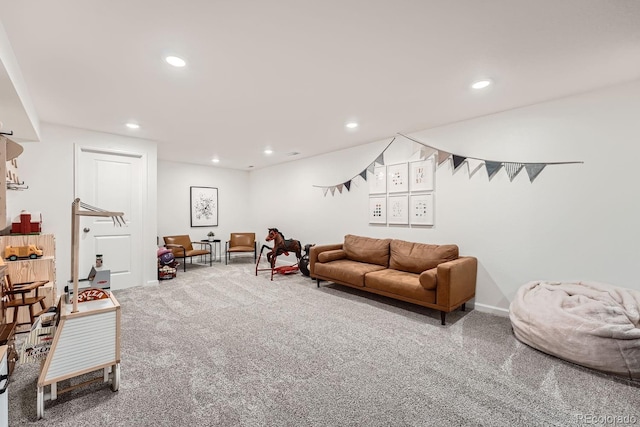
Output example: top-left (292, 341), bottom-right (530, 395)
top-left (467, 159), bottom-right (484, 177)
top-left (485, 161), bottom-right (503, 180)
top-left (437, 150), bottom-right (451, 165)
top-left (452, 155), bottom-right (466, 171)
top-left (375, 153), bottom-right (385, 165)
top-left (367, 163), bottom-right (375, 174)
top-left (359, 170), bottom-right (367, 181)
top-left (344, 181), bottom-right (351, 191)
top-left (337, 184), bottom-right (343, 194)
top-left (420, 146), bottom-right (437, 160)
top-left (525, 163), bottom-right (546, 183)
top-left (322, 188), bottom-right (328, 197)
top-left (330, 187), bottom-right (335, 196)
top-left (504, 162), bottom-right (524, 182)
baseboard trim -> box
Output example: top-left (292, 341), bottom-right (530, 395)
top-left (473, 302), bottom-right (510, 317)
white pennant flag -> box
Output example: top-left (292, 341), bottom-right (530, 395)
top-left (420, 146), bottom-right (437, 160)
top-left (466, 159), bottom-right (484, 178)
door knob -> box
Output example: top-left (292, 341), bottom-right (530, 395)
top-left (83, 227), bottom-right (90, 233)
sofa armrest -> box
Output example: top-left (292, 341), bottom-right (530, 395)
top-left (309, 243), bottom-right (343, 278)
top-left (435, 256), bottom-right (478, 310)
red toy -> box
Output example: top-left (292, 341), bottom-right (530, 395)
top-left (11, 210), bottom-right (42, 235)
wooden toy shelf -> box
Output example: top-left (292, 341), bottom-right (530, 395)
top-left (0, 234), bottom-right (57, 329)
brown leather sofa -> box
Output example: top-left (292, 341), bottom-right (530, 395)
top-left (310, 234), bottom-right (477, 325)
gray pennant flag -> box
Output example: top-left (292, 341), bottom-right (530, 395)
top-left (452, 155), bottom-right (466, 171)
top-left (337, 184), bottom-right (343, 194)
top-left (375, 153), bottom-right (385, 165)
top-left (367, 163), bottom-right (375, 174)
top-left (330, 187), bottom-right (336, 196)
top-left (344, 181), bottom-right (351, 191)
top-left (359, 170), bottom-right (367, 181)
top-left (525, 163), bottom-right (546, 183)
top-left (322, 188), bottom-right (328, 197)
top-left (504, 162), bottom-right (524, 181)
top-left (485, 161), bottom-right (503, 180)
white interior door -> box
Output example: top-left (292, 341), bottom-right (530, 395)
top-left (75, 147), bottom-right (143, 290)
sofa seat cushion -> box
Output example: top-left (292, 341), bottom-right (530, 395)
top-left (390, 240), bottom-right (458, 274)
top-left (314, 260), bottom-right (386, 287)
top-left (343, 235), bottom-right (391, 267)
top-left (365, 269), bottom-right (436, 303)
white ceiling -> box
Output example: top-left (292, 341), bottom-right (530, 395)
top-left (1, 0), bottom-right (639, 170)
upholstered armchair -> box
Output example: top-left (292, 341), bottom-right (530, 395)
top-left (225, 233), bottom-right (257, 264)
top-left (163, 235), bottom-right (212, 272)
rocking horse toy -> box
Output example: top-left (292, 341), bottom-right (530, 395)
top-left (255, 228), bottom-right (302, 280)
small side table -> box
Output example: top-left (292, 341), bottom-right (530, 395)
top-left (201, 239), bottom-right (222, 263)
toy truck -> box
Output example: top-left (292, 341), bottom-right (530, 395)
top-left (4, 244), bottom-right (43, 261)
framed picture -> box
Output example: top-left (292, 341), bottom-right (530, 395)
top-left (387, 162), bottom-right (408, 193)
top-left (190, 186), bottom-right (218, 227)
top-left (388, 195), bottom-right (409, 225)
top-left (368, 166), bottom-right (387, 194)
top-left (369, 196), bottom-right (387, 224)
top-left (410, 158), bottom-right (434, 192)
top-left (410, 193), bottom-right (434, 226)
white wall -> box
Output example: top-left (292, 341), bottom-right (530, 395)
top-left (249, 80), bottom-right (640, 314)
top-left (8, 122), bottom-right (158, 294)
top-left (157, 160), bottom-right (252, 250)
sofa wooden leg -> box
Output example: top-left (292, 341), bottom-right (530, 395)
top-left (316, 278), bottom-right (320, 288)
top-left (440, 311), bottom-right (446, 325)
top-left (461, 303), bottom-right (466, 312)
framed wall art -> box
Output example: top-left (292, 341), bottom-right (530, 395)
top-left (388, 195), bottom-right (409, 225)
top-left (368, 196), bottom-right (387, 224)
top-left (409, 158), bottom-right (434, 192)
top-left (368, 166), bottom-right (387, 194)
top-left (387, 162), bottom-right (408, 193)
top-left (190, 186), bottom-right (218, 227)
top-left (409, 193), bottom-right (434, 226)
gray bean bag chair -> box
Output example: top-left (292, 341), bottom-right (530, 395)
top-left (509, 281), bottom-right (640, 381)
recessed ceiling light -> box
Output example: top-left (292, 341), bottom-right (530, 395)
top-left (212, 158), bottom-right (220, 163)
top-left (264, 149), bottom-right (273, 155)
top-left (165, 56), bottom-right (186, 67)
top-left (346, 122), bottom-right (358, 129)
top-left (125, 122), bottom-right (140, 129)
top-left (471, 79), bottom-right (492, 90)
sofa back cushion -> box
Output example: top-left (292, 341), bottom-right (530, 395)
top-left (343, 235), bottom-right (391, 267)
top-left (389, 240), bottom-right (458, 274)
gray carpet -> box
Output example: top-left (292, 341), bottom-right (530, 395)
top-left (8, 258), bottom-right (640, 426)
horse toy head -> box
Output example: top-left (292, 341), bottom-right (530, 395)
top-left (266, 228), bottom-right (280, 242)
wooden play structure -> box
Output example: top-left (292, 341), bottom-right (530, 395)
top-left (33, 199), bottom-right (125, 419)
